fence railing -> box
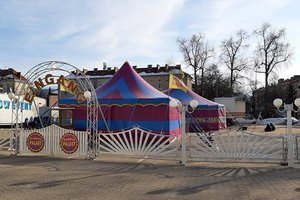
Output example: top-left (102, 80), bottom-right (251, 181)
top-left (296, 136), bottom-right (300, 161)
top-left (97, 127), bottom-right (180, 160)
top-left (188, 131), bottom-right (285, 163)
top-left (15, 125), bottom-right (297, 165)
top-left (19, 124), bottom-right (87, 156)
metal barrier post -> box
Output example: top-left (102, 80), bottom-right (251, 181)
top-left (296, 136), bottom-right (299, 160)
top-left (181, 106), bottom-right (187, 165)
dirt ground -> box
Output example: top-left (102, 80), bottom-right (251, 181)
top-left (231, 124), bottom-right (300, 136)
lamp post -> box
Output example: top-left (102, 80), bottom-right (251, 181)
top-left (84, 91), bottom-right (94, 158)
top-left (170, 99), bottom-right (198, 165)
top-left (273, 98), bottom-right (300, 167)
top-left (84, 91), bottom-right (92, 131)
top-left (7, 91), bottom-right (16, 154)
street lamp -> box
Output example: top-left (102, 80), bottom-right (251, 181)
top-left (84, 91), bottom-right (91, 126)
top-left (84, 91), bottom-right (92, 132)
top-left (273, 98), bottom-right (300, 167)
top-left (84, 91), bottom-right (95, 159)
top-left (170, 99), bottom-right (198, 165)
top-left (7, 91), bottom-right (16, 154)
top-left (84, 91), bottom-right (92, 102)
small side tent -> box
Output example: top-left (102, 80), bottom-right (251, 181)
top-left (59, 62), bottom-right (181, 136)
top-left (164, 85), bottom-right (226, 132)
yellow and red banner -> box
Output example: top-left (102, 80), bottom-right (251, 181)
top-left (60, 79), bottom-right (73, 93)
top-left (169, 74), bottom-right (188, 92)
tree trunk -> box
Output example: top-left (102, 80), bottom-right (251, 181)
top-left (193, 68), bottom-right (197, 86)
top-left (230, 70), bottom-right (233, 96)
top-left (193, 68), bottom-right (198, 93)
top-left (264, 72), bottom-right (269, 117)
top-left (201, 67), bottom-right (204, 96)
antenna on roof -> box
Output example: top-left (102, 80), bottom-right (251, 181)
top-left (103, 62), bottom-right (107, 70)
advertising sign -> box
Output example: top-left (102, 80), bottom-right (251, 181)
top-left (26, 132), bottom-right (44, 153)
top-left (60, 133), bottom-right (79, 154)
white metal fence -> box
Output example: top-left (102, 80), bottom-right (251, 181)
top-left (188, 131), bottom-right (285, 163)
top-left (98, 127), bottom-right (180, 160)
top-left (0, 138), bottom-right (10, 150)
top-left (15, 125), bottom-right (296, 165)
top-left (19, 124), bottom-right (88, 156)
top-left (296, 136), bottom-right (300, 162)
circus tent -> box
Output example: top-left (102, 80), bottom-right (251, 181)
top-left (164, 88), bottom-right (226, 132)
top-left (59, 62), bottom-right (181, 136)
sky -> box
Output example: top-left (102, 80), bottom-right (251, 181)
top-left (0, 0), bottom-right (300, 86)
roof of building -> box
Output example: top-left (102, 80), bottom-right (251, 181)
top-left (71, 64), bottom-right (192, 79)
top-left (0, 68), bottom-right (27, 81)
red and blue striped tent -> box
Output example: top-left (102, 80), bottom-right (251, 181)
top-left (164, 88), bottom-right (226, 132)
top-left (59, 62), bottom-right (181, 136)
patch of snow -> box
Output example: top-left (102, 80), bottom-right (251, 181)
top-left (256, 117), bottom-right (298, 125)
top-left (6, 74), bottom-right (13, 78)
top-left (236, 117), bottom-right (299, 125)
top-left (235, 118), bottom-right (256, 124)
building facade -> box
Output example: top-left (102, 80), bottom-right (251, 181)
top-left (253, 75), bottom-right (300, 115)
top-left (0, 68), bottom-right (28, 94)
top-left (214, 97), bottom-right (246, 118)
top-left (72, 64), bottom-right (193, 91)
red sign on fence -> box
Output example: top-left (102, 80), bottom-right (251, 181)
top-left (60, 133), bottom-right (79, 154)
top-left (26, 132), bottom-right (44, 153)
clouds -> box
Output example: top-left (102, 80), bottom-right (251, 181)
top-left (0, 0), bottom-right (299, 79)
top-left (178, 0), bottom-right (300, 79)
top-left (0, 0), bottom-right (185, 69)
top-left (73, 0), bottom-right (186, 64)
top-left (184, 0), bottom-right (295, 41)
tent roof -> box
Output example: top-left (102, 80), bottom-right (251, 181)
top-left (96, 62), bottom-right (170, 101)
top-left (164, 89), bottom-right (224, 108)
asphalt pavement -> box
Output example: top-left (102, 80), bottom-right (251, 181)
top-left (0, 151), bottom-right (300, 200)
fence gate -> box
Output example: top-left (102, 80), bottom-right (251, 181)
top-left (296, 136), bottom-right (300, 163)
top-left (19, 124), bottom-right (88, 156)
top-left (188, 131), bottom-right (286, 163)
top-left (97, 127), bottom-right (180, 161)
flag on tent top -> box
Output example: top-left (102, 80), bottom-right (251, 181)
top-left (60, 79), bottom-right (74, 94)
top-left (169, 74), bottom-right (188, 92)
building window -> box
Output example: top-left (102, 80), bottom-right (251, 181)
top-left (158, 83), bottom-right (162, 89)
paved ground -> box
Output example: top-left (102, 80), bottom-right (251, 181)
top-left (0, 151), bottom-right (300, 200)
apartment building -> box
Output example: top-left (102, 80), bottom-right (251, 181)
top-left (0, 68), bottom-right (28, 94)
top-left (72, 64), bottom-right (192, 91)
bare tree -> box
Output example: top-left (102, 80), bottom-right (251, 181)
top-left (177, 33), bottom-right (214, 95)
top-left (253, 23), bottom-right (292, 116)
top-left (220, 30), bottom-right (249, 96)
top-left (201, 64), bottom-right (231, 100)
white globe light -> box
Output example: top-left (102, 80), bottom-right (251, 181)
top-left (7, 92), bottom-right (15, 100)
top-left (84, 91), bottom-right (92, 100)
top-left (189, 100), bottom-right (198, 109)
top-left (294, 98), bottom-right (300, 107)
top-left (273, 98), bottom-right (283, 108)
top-left (169, 100), bottom-right (178, 108)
